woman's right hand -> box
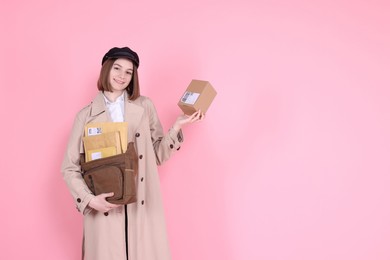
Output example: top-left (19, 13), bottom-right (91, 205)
top-left (88, 192), bottom-right (120, 212)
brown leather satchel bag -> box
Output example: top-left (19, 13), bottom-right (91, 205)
top-left (80, 142), bottom-right (138, 205)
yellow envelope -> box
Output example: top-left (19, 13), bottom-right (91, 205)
top-left (86, 147), bottom-right (117, 162)
top-left (83, 131), bottom-right (122, 157)
top-left (84, 122), bottom-right (128, 153)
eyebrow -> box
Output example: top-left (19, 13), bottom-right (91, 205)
top-left (113, 63), bottom-right (133, 71)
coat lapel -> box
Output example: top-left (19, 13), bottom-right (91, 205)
top-left (124, 97), bottom-right (144, 142)
top-left (89, 92), bottom-right (110, 123)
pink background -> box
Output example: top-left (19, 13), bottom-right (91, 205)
top-left (1, 0), bottom-right (390, 259)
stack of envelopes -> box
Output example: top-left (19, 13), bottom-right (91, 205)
top-left (82, 122), bottom-right (128, 162)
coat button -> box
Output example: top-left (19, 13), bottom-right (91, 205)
top-left (139, 154), bottom-right (143, 159)
top-left (135, 133), bottom-right (140, 137)
top-left (104, 212), bottom-right (109, 216)
top-left (77, 198), bottom-right (81, 203)
top-left (141, 200), bottom-right (145, 205)
top-left (140, 177), bottom-right (144, 182)
top-left (170, 144), bottom-right (174, 149)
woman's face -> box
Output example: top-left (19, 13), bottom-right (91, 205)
top-left (109, 58), bottom-right (134, 92)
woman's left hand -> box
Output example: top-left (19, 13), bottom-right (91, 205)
top-left (173, 110), bottom-right (205, 131)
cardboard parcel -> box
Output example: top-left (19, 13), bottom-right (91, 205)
top-left (178, 79), bottom-right (217, 115)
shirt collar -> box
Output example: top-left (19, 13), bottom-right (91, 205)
top-left (103, 92), bottom-right (125, 105)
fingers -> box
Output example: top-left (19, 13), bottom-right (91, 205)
top-left (88, 196), bottom-right (111, 213)
top-left (99, 192), bottom-right (120, 212)
top-left (189, 110), bottom-right (204, 123)
top-left (199, 113), bottom-right (205, 121)
top-left (104, 202), bottom-right (120, 212)
top-left (188, 110), bottom-right (200, 120)
top-left (101, 192), bottom-right (115, 198)
top-left (174, 110), bottom-right (205, 130)
top-left (102, 192), bottom-right (119, 205)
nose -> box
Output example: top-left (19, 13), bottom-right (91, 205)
top-left (118, 71), bottom-right (126, 79)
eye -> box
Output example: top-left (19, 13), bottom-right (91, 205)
top-left (126, 71), bottom-right (132, 75)
top-left (113, 66), bottom-right (120, 70)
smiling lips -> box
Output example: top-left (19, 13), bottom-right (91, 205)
top-left (114, 78), bottom-right (126, 85)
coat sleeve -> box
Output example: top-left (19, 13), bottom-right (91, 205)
top-left (61, 112), bottom-right (94, 214)
top-left (145, 98), bottom-right (184, 165)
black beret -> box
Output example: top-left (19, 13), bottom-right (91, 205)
top-left (101, 47), bottom-right (140, 68)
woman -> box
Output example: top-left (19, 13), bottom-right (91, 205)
top-left (61, 46), bottom-right (203, 260)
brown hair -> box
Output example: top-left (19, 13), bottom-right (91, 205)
top-left (97, 59), bottom-right (140, 100)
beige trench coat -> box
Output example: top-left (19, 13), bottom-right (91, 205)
top-left (61, 92), bottom-right (183, 260)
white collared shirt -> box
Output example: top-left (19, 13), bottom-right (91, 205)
top-left (103, 92), bottom-right (125, 122)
